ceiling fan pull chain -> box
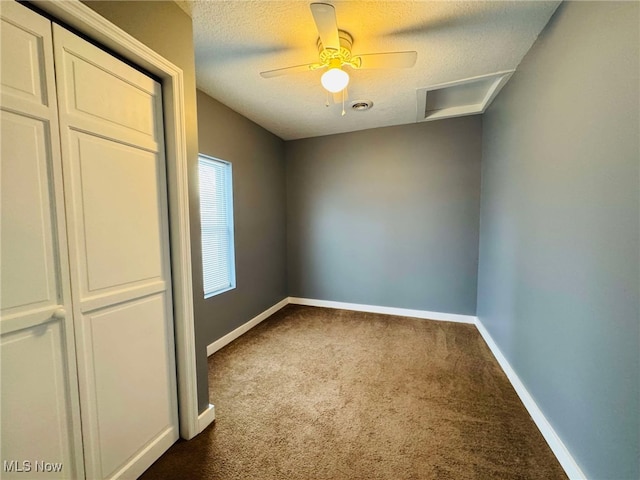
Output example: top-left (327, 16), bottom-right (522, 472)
top-left (341, 89), bottom-right (346, 116)
top-left (325, 90), bottom-right (329, 107)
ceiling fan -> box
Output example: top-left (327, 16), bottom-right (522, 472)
top-left (260, 3), bottom-right (418, 114)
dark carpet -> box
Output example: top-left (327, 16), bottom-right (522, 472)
top-left (140, 305), bottom-right (567, 479)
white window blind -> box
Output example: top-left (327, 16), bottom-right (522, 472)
top-left (198, 155), bottom-right (235, 298)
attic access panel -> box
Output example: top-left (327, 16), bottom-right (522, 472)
top-left (417, 70), bottom-right (513, 122)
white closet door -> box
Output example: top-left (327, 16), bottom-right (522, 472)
top-left (52, 25), bottom-right (178, 479)
top-left (0, 2), bottom-right (84, 479)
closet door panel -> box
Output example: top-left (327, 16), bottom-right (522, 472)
top-left (56, 34), bottom-right (159, 151)
top-left (53, 23), bottom-right (178, 480)
top-left (1, 321), bottom-right (71, 480)
top-left (85, 294), bottom-right (174, 477)
top-left (68, 132), bottom-right (165, 295)
top-left (0, 112), bottom-right (57, 315)
top-left (69, 56), bottom-right (156, 136)
top-left (0, 7), bottom-right (47, 108)
top-left (0, 2), bottom-right (84, 479)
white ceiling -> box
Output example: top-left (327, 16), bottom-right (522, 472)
top-left (190, 1), bottom-right (561, 140)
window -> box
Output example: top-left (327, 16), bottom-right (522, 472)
top-left (198, 155), bottom-right (236, 298)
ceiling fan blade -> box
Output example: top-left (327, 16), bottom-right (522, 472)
top-left (310, 3), bottom-right (340, 50)
top-left (352, 51), bottom-right (418, 69)
top-left (260, 63), bottom-right (321, 78)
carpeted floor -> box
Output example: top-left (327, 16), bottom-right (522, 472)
top-left (140, 305), bottom-right (568, 479)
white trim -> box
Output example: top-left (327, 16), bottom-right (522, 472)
top-left (207, 298), bottom-right (289, 356)
top-left (31, 0), bottom-right (200, 440)
top-left (288, 297), bottom-right (476, 324)
top-left (197, 404), bottom-right (216, 433)
top-left (474, 319), bottom-right (587, 480)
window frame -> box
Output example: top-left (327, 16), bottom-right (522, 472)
top-left (198, 154), bottom-right (236, 299)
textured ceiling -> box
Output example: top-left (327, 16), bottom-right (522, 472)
top-left (191, 1), bottom-right (560, 140)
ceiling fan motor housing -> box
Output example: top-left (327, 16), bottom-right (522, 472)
top-left (317, 30), bottom-right (356, 67)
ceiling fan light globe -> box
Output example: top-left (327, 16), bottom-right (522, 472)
top-left (321, 67), bottom-right (349, 93)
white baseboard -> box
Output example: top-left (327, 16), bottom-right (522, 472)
top-left (206, 297), bottom-right (289, 356)
top-left (474, 319), bottom-right (587, 480)
top-left (288, 297), bottom-right (476, 324)
top-left (197, 403), bottom-right (215, 433)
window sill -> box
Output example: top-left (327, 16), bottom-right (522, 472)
top-left (204, 285), bottom-right (235, 300)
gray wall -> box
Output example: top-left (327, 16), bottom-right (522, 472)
top-left (477, 2), bottom-right (639, 478)
top-left (196, 91), bottom-right (288, 408)
top-left (82, 1), bottom-right (212, 412)
top-left (286, 117), bottom-right (482, 315)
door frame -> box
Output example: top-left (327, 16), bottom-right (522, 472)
top-left (31, 0), bottom-right (202, 440)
